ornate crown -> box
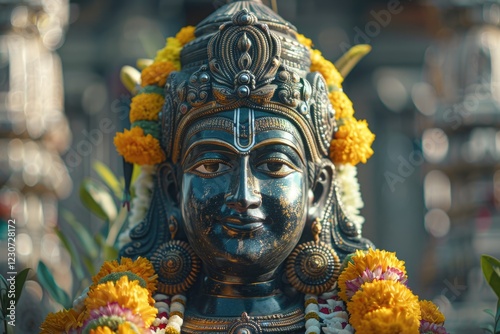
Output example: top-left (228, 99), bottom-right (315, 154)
top-left (160, 4), bottom-right (335, 164)
top-left (115, 0), bottom-right (374, 171)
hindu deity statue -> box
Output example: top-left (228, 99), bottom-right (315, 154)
top-left (38, 1), bottom-right (453, 333)
top-left (114, 0), bottom-right (375, 332)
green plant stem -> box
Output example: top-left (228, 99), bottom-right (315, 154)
top-left (496, 300), bottom-right (500, 334)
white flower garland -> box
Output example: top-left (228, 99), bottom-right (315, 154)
top-left (335, 164), bottom-right (365, 231)
top-left (118, 165), bottom-right (156, 248)
top-left (317, 287), bottom-right (354, 334)
top-left (151, 293), bottom-right (185, 334)
top-left (304, 294), bottom-right (321, 334)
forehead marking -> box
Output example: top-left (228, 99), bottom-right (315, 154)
top-left (234, 108), bottom-right (255, 152)
top-left (185, 115), bottom-right (303, 146)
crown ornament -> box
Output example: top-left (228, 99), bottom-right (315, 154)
top-left (162, 5), bottom-right (336, 164)
top-left (116, 0), bottom-right (374, 168)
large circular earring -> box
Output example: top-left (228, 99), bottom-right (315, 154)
top-left (286, 218), bottom-right (341, 295)
top-left (150, 215), bottom-right (201, 295)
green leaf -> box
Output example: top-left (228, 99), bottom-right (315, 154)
top-left (495, 300), bottom-right (500, 333)
top-left (80, 178), bottom-right (118, 221)
top-left (14, 268), bottom-right (30, 303)
top-left (93, 161), bottom-right (122, 199)
top-left (106, 206), bottom-right (128, 247)
top-left (485, 309), bottom-right (496, 318)
top-left (82, 256), bottom-right (97, 277)
top-left (481, 255), bottom-right (500, 299)
top-left (482, 324), bottom-right (494, 333)
top-left (54, 228), bottom-right (85, 281)
top-left (0, 273), bottom-right (8, 291)
top-left (0, 274), bottom-right (8, 313)
top-left (94, 234), bottom-right (117, 260)
top-left (36, 261), bottom-right (71, 308)
top-left (5, 323), bottom-right (14, 334)
top-left (61, 210), bottom-right (99, 259)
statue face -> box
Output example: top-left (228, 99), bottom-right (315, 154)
top-left (179, 109), bottom-right (310, 280)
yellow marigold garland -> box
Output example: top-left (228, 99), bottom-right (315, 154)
top-left (154, 37), bottom-right (182, 69)
top-left (355, 307), bottom-right (420, 334)
top-left (141, 61), bottom-right (178, 87)
top-left (89, 323), bottom-right (137, 334)
top-left (129, 93), bottom-right (164, 123)
top-left (40, 308), bottom-right (85, 334)
top-left (175, 25), bottom-right (196, 46)
top-left (420, 300), bottom-right (446, 325)
top-left (298, 33), bottom-right (375, 166)
top-left (115, 26), bottom-right (196, 166)
top-left (92, 257), bottom-right (158, 293)
top-left (310, 49), bottom-right (344, 89)
top-left (329, 117), bottom-right (375, 165)
top-left (347, 279), bottom-right (421, 331)
top-left (329, 91), bottom-right (354, 120)
top-left (338, 248), bottom-right (407, 302)
top-left (85, 276), bottom-right (157, 327)
top-left (114, 127), bottom-right (165, 165)
top-left (296, 33), bottom-right (313, 48)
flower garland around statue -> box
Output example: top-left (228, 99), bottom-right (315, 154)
top-left (41, 26), bottom-right (447, 334)
top-left (40, 250), bottom-right (448, 334)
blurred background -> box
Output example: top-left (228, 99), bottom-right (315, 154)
top-left (0, 0), bottom-right (499, 332)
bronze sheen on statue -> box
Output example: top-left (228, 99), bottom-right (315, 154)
top-left (118, 0), bottom-right (372, 333)
top-left (40, 1), bottom-right (448, 334)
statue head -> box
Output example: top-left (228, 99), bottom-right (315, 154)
top-left (116, 0), bottom-right (374, 328)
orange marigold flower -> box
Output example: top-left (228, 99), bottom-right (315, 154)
top-left (175, 25), bottom-right (196, 45)
top-left (85, 276), bottom-right (157, 327)
top-left (420, 300), bottom-right (445, 325)
top-left (310, 49), bottom-right (343, 88)
top-left (129, 93), bottom-right (164, 123)
top-left (141, 61), bottom-right (178, 87)
top-left (40, 308), bottom-right (84, 333)
top-left (338, 249), bottom-right (406, 302)
top-left (356, 307), bottom-right (420, 334)
top-left (114, 127), bottom-right (166, 165)
top-left (347, 280), bottom-right (420, 331)
top-left (296, 33), bottom-right (313, 49)
top-left (90, 323), bottom-right (137, 334)
top-left (329, 91), bottom-right (354, 120)
top-left (329, 118), bottom-right (375, 165)
top-left (92, 257), bottom-right (158, 296)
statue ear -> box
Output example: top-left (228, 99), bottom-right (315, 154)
top-left (157, 162), bottom-right (186, 240)
top-left (158, 162), bottom-right (181, 206)
top-left (307, 160), bottom-right (334, 223)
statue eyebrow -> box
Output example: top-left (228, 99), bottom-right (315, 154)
top-left (253, 138), bottom-right (305, 165)
top-left (181, 138), bottom-right (305, 166)
top-left (181, 139), bottom-right (240, 166)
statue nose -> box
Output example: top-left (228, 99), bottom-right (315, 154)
top-left (225, 157), bottom-right (262, 212)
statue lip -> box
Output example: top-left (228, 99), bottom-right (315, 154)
top-left (220, 214), bottom-right (265, 233)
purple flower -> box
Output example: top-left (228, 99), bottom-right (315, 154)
top-left (345, 266), bottom-right (407, 298)
top-left (420, 320), bottom-right (449, 334)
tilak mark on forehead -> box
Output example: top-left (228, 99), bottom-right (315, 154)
top-left (184, 109), bottom-right (304, 150)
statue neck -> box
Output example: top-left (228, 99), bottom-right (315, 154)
top-left (182, 271), bottom-right (305, 333)
top-left (202, 267), bottom-right (281, 297)
top-left (203, 275), bottom-right (282, 297)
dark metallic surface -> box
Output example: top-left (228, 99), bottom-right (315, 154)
top-left (120, 0), bottom-right (374, 331)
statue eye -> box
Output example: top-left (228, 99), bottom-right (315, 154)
top-left (193, 161), bottom-right (230, 176)
top-left (256, 159), bottom-right (297, 177)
